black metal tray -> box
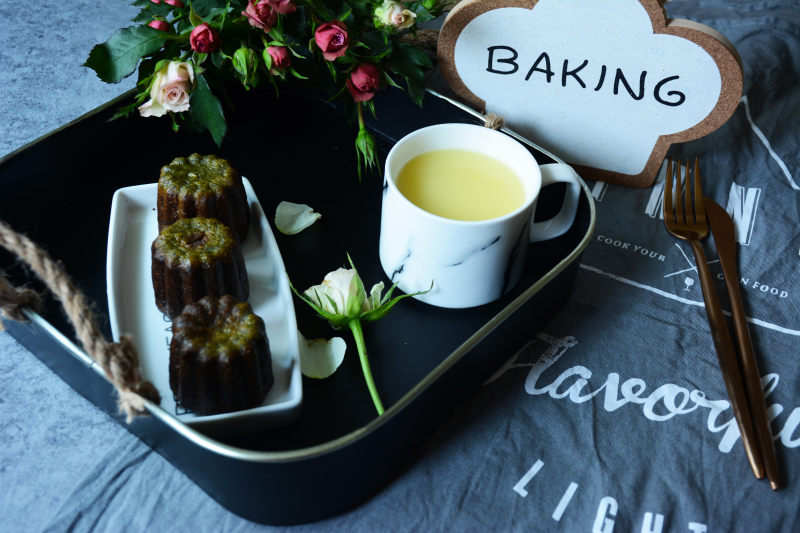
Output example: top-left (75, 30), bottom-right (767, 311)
top-left (0, 83), bottom-right (595, 525)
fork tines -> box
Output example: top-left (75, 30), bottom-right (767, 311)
top-left (664, 158), bottom-right (706, 236)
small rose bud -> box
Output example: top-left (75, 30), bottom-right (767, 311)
top-left (314, 21), bottom-right (349, 61)
top-left (303, 267), bottom-right (383, 325)
top-left (267, 0), bottom-right (296, 15)
top-left (148, 20), bottom-right (171, 32)
top-left (267, 46), bottom-right (291, 71)
top-left (373, 0), bottom-right (416, 30)
top-left (354, 126), bottom-right (378, 176)
top-left (150, 0), bottom-right (161, 4)
top-left (232, 46), bottom-right (259, 87)
top-left (242, 0), bottom-right (278, 34)
top-left (164, 0), bottom-right (184, 6)
top-left (346, 63), bottom-right (380, 102)
top-left (190, 23), bottom-right (221, 53)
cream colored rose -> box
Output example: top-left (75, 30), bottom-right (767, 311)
top-left (138, 61), bottom-right (195, 117)
top-left (303, 267), bottom-right (384, 322)
top-left (374, 1), bottom-right (416, 30)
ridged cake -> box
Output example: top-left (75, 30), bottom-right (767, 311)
top-left (158, 153), bottom-right (250, 241)
top-left (169, 295), bottom-right (274, 415)
top-left (151, 217), bottom-right (249, 319)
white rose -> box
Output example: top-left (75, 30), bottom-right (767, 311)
top-left (138, 61), bottom-right (195, 118)
top-left (303, 267), bottom-right (384, 322)
top-left (374, 1), bottom-right (416, 30)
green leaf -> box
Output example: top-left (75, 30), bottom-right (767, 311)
top-left (132, 2), bottom-right (174, 23)
top-left (289, 67), bottom-right (309, 80)
top-left (189, 75), bottom-right (227, 146)
top-left (84, 26), bottom-right (167, 83)
top-left (358, 31), bottom-right (392, 60)
top-left (193, 51), bottom-right (208, 65)
top-left (407, 2), bottom-right (435, 23)
top-left (190, 0), bottom-right (228, 18)
top-left (381, 71), bottom-right (403, 90)
top-left (289, 283), bottom-right (350, 329)
top-left (387, 41), bottom-right (417, 77)
top-left (325, 59), bottom-right (337, 80)
top-left (268, 27), bottom-right (285, 43)
top-left (108, 99), bottom-right (142, 121)
top-left (388, 43), bottom-right (429, 106)
top-left (189, 2), bottom-right (204, 26)
top-left (401, 42), bottom-right (433, 68)
top-left (360, 282), bottom-right (432, 322)
top-left (336, 7), bottom-right (352, 22)
top-left (325, 82), bottom-right (349, 103)
top-left (262, 48), bottom-right (273, 70)
top-left (405, 73), bottom-right (426, 107)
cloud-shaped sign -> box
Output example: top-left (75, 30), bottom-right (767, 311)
top-left (438, 0), bottom-right (742, 187)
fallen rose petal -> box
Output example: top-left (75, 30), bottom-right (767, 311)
top-left (275, 201), bottom-right (321, 235)
top-left (298, 331), bottom-right (346, 379)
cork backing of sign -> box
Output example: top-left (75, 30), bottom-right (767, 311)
top-left (437, 0), bottom-right (743, 188)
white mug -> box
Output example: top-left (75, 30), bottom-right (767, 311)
top-left (379, 123), bottom-right (581, 308)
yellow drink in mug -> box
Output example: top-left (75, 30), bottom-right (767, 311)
top-left (379, 123), bottom-right (581, 309)
top-left (395, 149), bottom-right (526, 221)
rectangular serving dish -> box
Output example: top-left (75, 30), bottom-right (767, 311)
top-left (0, 83), bottom-right (595, 525)
top-left (106, 180), bottom-right (302, 434)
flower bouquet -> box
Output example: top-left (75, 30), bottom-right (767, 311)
top-left (84, 0), bottom-right (448, 176)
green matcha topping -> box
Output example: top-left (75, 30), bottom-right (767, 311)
top-left (155, 217), bottom-right (235, 262)
top-left (196, 309), bottom-right (262, 358)
top-left (159, 153), bottom-right (237, 194)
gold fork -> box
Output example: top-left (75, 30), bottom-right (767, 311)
top-left (663, 157), bottom-right (764, 480)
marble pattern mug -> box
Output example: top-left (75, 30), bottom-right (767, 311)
top-left (379, 123), bottom-right (581, 308)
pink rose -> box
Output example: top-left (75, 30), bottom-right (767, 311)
top-left (138, 61), bottom-right (195, 117)
top-left (346, 63), bottom-right (380, 102)
top-left (267, 0), bottom-right (296, 14)
top-left (315, 21), bottom-right (349, 61)
top-left (190, 23), bottom-right (220, 53)
top-left (267, 46), bottom-right (291, 70)
top-left (148, 20), bottom-right (170, 31)
top-left (242, 0), bottom-right (278, 33)
top-left (164, 0), bottom-right (184, 6)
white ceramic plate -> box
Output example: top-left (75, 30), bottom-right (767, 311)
top-left (106, 178), bottom-right (302, 435)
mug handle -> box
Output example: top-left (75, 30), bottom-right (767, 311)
top-left (529, 163), bottom-right (581, 242)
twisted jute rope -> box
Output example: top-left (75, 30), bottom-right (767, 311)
top-left (0, 219), bottom-right (160, 422)
top-left (482, 113), bottom-right (505, 130)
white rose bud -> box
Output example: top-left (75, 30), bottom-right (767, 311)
top-left (294, 255), bottom-right (429, 416)
top-left (374, 0), bottom-right (416, 30)
top-left (138, 61), bottom-right (195, 117)
top-left (303, 267), bottom-right (385, 326)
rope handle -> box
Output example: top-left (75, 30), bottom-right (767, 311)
top-left (482, 112), bottom-right (505, 130)
top-left (0, 219), bottom-right (160, 421)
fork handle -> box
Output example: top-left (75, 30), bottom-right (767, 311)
top-left (689, 240), bottom-right (765, 479)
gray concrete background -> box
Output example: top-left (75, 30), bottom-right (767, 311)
top-left (0, 0), bottom-right (137, 156)
top-left (0, 3), bottom-right (166, 530)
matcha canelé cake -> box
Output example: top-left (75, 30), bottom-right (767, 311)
top-left (158, 153), bottom-right (250, 241)
top-left (170, 295), bottom-right (274, 415)
top-left (152, 217), bottom-right (249, 319)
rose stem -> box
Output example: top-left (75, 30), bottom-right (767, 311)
top-left (356, 100), bottom-right (365, 129)
top-left (349, 318), bottom-right (384, 416)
